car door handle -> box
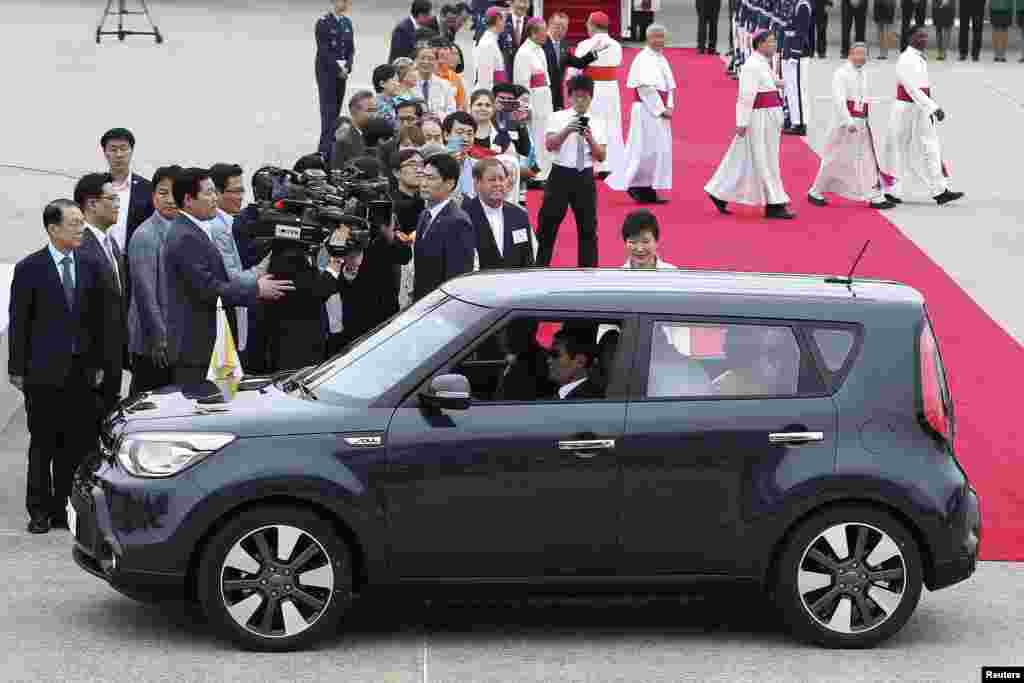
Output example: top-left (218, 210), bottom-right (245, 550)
top-left (769, 431), bottom-right (825, 445)
top-left (558, 439), bottom-right (616, 458)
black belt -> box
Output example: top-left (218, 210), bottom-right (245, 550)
top-left (552, 164), bottom-right (594, 174)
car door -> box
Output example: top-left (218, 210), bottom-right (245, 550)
top-left (383, 312), bottom-right (636, 580)
top-left (618, 317), bottom-right (838, 575)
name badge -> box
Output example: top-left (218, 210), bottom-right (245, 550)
top-left (512, 229), bottom-right (529, 244)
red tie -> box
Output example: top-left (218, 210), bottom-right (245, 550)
top-left (641, 0), bottom-right (652, 9)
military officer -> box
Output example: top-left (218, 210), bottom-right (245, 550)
top-left (316, 0), bottom-right (356, 164)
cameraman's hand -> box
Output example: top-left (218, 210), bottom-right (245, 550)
top-left (152, 345), bottom-right (169, 369)
top-left (257, 274), bottom-right (295, 300)
top-left (342, 252), bottom-right (363, 281)
top-left (326, 256), bottom-right (343, 275)
top-left (379, 221), bottom-right (396, 243)
top-left (934, 109), bottom-right (946, 122)
top-left (9, 375), bottom-right (23, 392)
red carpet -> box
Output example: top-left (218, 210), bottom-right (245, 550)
top-left (529, 48), bottom-right (1023, 561)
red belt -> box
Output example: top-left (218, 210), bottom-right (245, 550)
top-left (846, 100), bottom-right (869, 118)
top-left (494, 69), bottom-right (507, 83)
top-left (634, 88), bottom-right (669, 106)
top-left (529, 72), bottom-right (548, 88)
top-left (896, 84), bottom-right (930, 102)
top-left (585, 66), bottom-right (618, 82)
top-left (753, 91), bottom-right (782, 109)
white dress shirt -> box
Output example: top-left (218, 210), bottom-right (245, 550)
top-left (558, 376), bottom-right (587, 399)
top-left (545, 108), bottom-right (608, 170)
top-left (483, 202), bottom-right (505, 256)
top-left (324, 268), bottom-right (344, 334)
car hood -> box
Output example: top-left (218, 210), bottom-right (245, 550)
top-left (114, 376), bottom-right (390, 438)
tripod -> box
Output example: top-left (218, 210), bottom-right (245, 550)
top-left (96, 0), bottom-right (164, 44)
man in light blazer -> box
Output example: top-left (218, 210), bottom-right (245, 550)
top-left (162, 168), bottom-right (294, 385)
top-left (412, 154), bottom-right (476, 301)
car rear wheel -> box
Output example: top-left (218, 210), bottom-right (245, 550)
top-left (775, 506), bottom-right (923, 648)
top-left (197, 506), bottom-right (353, 651)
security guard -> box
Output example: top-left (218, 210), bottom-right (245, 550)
top-left (783, 0), bottom-right (812, 135)
top-left (316, 0), bottom-right (356, 164)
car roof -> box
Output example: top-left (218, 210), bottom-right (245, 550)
top-left (441, 269), bottom-right (924, 320)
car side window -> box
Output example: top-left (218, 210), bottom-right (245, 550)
top-left (452, 317), bottom-right (625, 402)
top-left (812, 328), bottom-right (856, 372)
top-left (647, 322), bottom-right (802, 399)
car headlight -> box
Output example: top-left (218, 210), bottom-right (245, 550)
top-left (116, 432), bottom-right (237, 478)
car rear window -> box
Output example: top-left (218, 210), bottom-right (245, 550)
top-left (812, 329), bottom-right (856, 372)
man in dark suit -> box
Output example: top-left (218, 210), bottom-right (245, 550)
top-left (331, 90), bottom-right (377, 170)
top-left (390, 0), bottom-right (436, 62)
top-left (500, 0), bottom-right (533, 77)
top-left (8, 200), bottom-right (106, 534)
top-left (543, 12), bottom-right (601, 111)
top-left (74, 173), bottom-right (128, 416)
top-left (547, 328), bottom-right (604, 400)
top-left (463, 158), bottom-right (536, 269)
top-left (412, 154), bottom-right (476, 301)
top-left (100, 128), bottom-right (154, 252)
top-left (163, 168), bottom-right (294, 385)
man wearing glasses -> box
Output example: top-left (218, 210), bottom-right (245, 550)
top-left (412, 154), bottom-right (476, 302)
top-left (73, 173), bottom-right (129, 415)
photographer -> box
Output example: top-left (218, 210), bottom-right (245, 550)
top-left (536, 74), bottom-right (606, 267)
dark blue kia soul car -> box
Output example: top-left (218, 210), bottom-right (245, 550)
top-left (70, 269), bottom-right (980, 651)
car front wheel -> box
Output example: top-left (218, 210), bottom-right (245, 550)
top-left (197, 506), bottom-right (353, 651)
top-left (775, 506), bottom-right (923, 648)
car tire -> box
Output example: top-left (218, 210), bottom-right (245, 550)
top-left (197, 505), bottom-right (353, 651)
top-left (774, 505), bottom-right (923, 649)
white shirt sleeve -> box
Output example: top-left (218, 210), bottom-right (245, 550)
top-left (736, 63), bottom-right (758, 127)
top-left (513, 48), bottom-right (531, 89)
top-left (476, 43), bottom-right (496, 91)
top-left (833, 69), bottom-right (854, 127)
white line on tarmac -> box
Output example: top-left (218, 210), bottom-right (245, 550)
top-left (983, 82), bottom-right (1024, 111)
top-left (422, 635), bottom-right (430, 683)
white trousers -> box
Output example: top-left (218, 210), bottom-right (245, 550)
top-left (782, 58), bottom-right (808, 126)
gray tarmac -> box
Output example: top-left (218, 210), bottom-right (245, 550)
top-left (1, 1), bottom-right (1022, 681)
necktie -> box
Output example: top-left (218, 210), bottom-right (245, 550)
top-left (554, 41), bottom-right (560, 67)
top-left (423, 78), bottom-right (431, 107)
top-left (576, 129), bottom-right (586, 171)
top-left (418, 207), bottom-right (433, 239)
top-left (60, 256), bottom-right (75, 310)
top-left (515, 18), bottom-right (521, 46)
top-left (103, 233), bottom-right (121, 292)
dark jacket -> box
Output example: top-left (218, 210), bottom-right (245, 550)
top-left (78, 227), bottom-right (128, 373)
top-left (337, 235), bottom-right (413, 344)
top-left (562, 377), bottom-right (604, 400)
top-left (412, 200), bottom-right (476, 301)
top-left (8, 246), bottom-right (106, 386)
top-left (389, 16), bottom-right (418, 63)
top-left (315, 12), bottom-right (355, 77)
top-left (331, 118), bottom-right (366, 171)
top-left (163, 214), bottom-right (259, 368)
top-left (393, 189), bottom-right (426, 233)
top-left (461, 197), bottom-right (535, 270)
top-left (124, 173), bottom-right (155, 248)
top-left (543, 40), bottom-right (599, 111)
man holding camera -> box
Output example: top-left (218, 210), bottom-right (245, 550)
top-left (536, 75), bottom-right (607, 268)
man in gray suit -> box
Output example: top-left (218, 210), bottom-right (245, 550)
top-left (127, 165), bottom-right (181, 394)
top-left (163, 168), bottom-right (294, 385)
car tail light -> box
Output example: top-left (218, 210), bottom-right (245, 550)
top-left (919, 321), bottom-right (952, 442)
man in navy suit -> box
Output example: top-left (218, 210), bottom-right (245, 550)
top-left (462, 158), bottom-right (536, 269)
top-left (74, 173), bottom-right (129, 416)
top-left (499, 0), bottom-right (533, 77)
top-left (8, 200), bottom-right (106, 534)
top-left (163, 168), bottom-right (294, 385)
top-left (412, 154), bottom-right (476, 301)
top-left (544, 12), bottom-right (601, 111)
top-left (390, 0), bottom-right (437, 63)
top-left (100, 128), bottom-right (154, 253)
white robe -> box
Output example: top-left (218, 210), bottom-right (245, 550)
top-left (704, 52), bottom-right (790, 206)
top-left (607, 47), bottom-right (675, 192)
top-left (881, 47), bottom-right (948, 199)
top-left (809, 62), bottom-right (886, 202)
top-left (573, 34), bottom-right (624, 175)
top-left (514, 40), bottom-right (555, 180)
top-left (474, 30), bottom-right (506, 92)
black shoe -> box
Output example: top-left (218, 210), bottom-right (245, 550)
top-left (818, 52), bottom-right (827, 59)
top-left (876, 54), bottom-right (888, 59)
top-left (807, 193), bottom-right (828, 207)
top-left (526, 179), bottom-right (545, 190)
top-left (28, 517), bottom-right (50, 534)
top-left (650, 194), bottom-right (669, 204)
top-left (994, 56), bottom-right (1007, 63)
top-left (596, 171), bottom-right (610, 181)
top-left (959, 54), bottom-right (968, 61)
top-left (707, 49), bottom-right (720, 56)
top-left (50, 514), bottom-right (68, 529)
top-left (870, 200), bottom-right (896, 210)
top-left (972, 55), bottom-right (980, 62)
top-left (784, 124), bottom-right (807, 136)
top-left (707, 192), bottom-right (730, 214)
top-left (934, 190), bottom-right (964, 205)
top-left (697, 47), bottom-right (706, 54)
top-left (766, 204), bottom-right (796, 219)
top-left (884, 193), bottom-right (903, 204)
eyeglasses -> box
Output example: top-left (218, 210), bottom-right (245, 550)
top-left (101, 194), bottom-right (120, 203)
top-left (400, 161), bottom-right (424, 170)
top-left (398, 115), bottom-right (419, 123)
top-left (222, 188), bottom-right (245, 195)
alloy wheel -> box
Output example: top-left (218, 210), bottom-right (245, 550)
top-left (796, 522), bottom-right (907, 635)
top-left (219, 524), bottom-right (335, 639)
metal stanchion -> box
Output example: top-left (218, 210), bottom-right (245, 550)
top-left (96, 0), bottom-right (163, 44)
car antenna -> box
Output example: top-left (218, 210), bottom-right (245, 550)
top-left (825, 240), bottom-right (871, 290)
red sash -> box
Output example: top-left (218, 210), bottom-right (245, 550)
top-left (529, 71), bottom-right (548, 88)
top-left (753, 91), bottom-right (782, 109)
top-left (467, 144), bottom-right (499, 160)
top-left (494, 69), bottom-right (507, 83)
top-left (896, 84), bottom-right (930, 102)
top-left (585, 66), bottom-right (618, 82)
top-left (846, 100), bottom-right (869, 118)
top-left (633, 88), bottom-right (669, 106)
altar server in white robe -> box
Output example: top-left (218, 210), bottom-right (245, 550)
top-left (606, 24), bottom-right (675, 204)
top-left (704, 30), bottom-right (795, 219)
top-left (514, 17), bottom-right (555, 182)
top-left (573, 12), bottom-right (624, 178)
top-left (475, 8), bottom-right (508, 92)
top-left (881, 25), bottom-right (964, 206)
top-left (807, 44), bottom-right (896, 210)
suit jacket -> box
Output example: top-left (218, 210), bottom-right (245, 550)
top-left (412, 200), bottom-right (476, 302)
top-left (331, 118), bottom-right (366, 170)
top-left (562, 377), bottom-right (605, 400)
top-left (544, 40), bottom-right (599, 111)
top-left (78, 228), bottom-right (128, 372)
top-left (124, 173), bottom-right (155, 248)
top-left (8, 246), bottom-right (105, 386)
top-left (337, 235), bottom-right (413, 343)
top-left (462, 197), bottom-right (535, 270)
top-left (163, 214), bottom-right (259, 368)
top-left (499, 13), bottom-right (530, 76)
top-left (389, 17), bottom-right (418, 63)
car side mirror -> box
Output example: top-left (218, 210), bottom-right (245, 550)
top-left (419, 373), bottom-right (471, 411)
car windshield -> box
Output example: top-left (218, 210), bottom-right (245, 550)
top-left (307, 291), bottom-right (490, 405)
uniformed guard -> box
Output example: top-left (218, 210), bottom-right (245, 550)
top-left (782, 0), bottom-right (812, 135)
top-left (316, 0), bottom-right (356, 164)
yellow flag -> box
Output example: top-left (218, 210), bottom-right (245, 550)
top-left (207, 297), bottom-right (244, 399)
